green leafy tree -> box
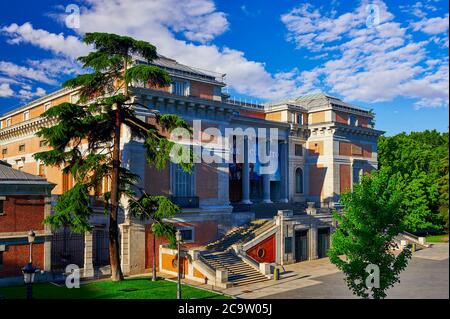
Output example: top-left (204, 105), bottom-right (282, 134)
top-left (378, 130), bottom-right (448, 232)
top-left (328, 169), bottom-right (412, 299)
top-left (128, 193), bottom-right (179, 281)
top-left (34, 33), bottom-right (192, 281)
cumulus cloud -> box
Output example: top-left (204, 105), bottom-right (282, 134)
top-left (280, 0), bottom-right (449, 108)
top-left (0, 83), bottom-right (14, 97)
top-left (1, 22), bottom-right (90, 58)
top-left (0, 60), bottom-right (57, 85)
top-left (411, 14), bottom-right (449, 34)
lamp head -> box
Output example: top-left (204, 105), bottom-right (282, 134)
top-left (175, 230), bottom-right (182, 242)
top-left (27, 230), bottom-right (36, 244)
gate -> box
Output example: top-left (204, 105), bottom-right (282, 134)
top-left (93, 229), bottom-right (110, 266)
top-left (51, 227), bottom-right (85, 272)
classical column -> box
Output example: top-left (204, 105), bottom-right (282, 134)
top-left (279, 141), bottom-right (289, 203)
top-left (83, 231), bottom-right (94, 278)
top-left (241, 137), bottom-right (252, 204)
top-left (262, 173), bottom-right (272, 203)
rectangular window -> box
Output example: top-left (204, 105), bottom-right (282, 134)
top-left (1, 148), bottom-right (7, 156)
top-left (23, 111), bottom-right (30, 121)
top-left (39, 140), bottom-right (46, 148)
top-left (19, 144), bottom-right (25, 152)
top-left (351, 144), bottom-right (363, 156)
top-left (6, 118), bottom-right (11, 127)
top-left (172, 81), bottom-right (188, 96)
top-left (44, 102), bottom-right (52, 111)
top-left (0, 199), bottom-right (5, 216)
top-left (0, 251), bottom-right (3, 266)
top-left (173, 163), bottom-right (195, 197)
top-left (294, 144), bottom-right (303, 156)
top-left (180, 229), bottom-right (193, 242)
top-left (297, 113), bottom-right (303, 125)
top-left (38, 164), bottom-right (45, 177)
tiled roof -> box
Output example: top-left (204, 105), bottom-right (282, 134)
top-left (0, 160), bottom-right (51, 185)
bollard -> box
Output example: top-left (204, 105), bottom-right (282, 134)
top-left (273, 267), bottom-right (279, 281)
top-left (412, 243), bottom-right (416, 253)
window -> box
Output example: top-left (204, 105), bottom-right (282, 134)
top-left (172, 81), bottom-right (189, 96)
top-left (179, 228), bottom-right (194, 242)
top-left (0, 198), bottom-right (5, 215)
top-left (297, 113), bottom-right (303, 125)
top-left (6, 118), bottom-right (11, 127)
top-left (294, 144), bottom-right (303, 156)
top-left (1, 148), bottom-right (7, 156)
top-left (38, 164), bottom-right (45, 177)
top-left (172, 163), bottom-right (195, 197)
top-left (0, 251), bottom-right (3, 266)
top-left (23, 111), bottom-right (30, 121)
top-left (44, 102), bottom-right (51, 111)
top-left (351, 144), bottom-right (363, 156)
top-left (18, 144), bottom-right (25, 152)
top-left (348, 115), bottom-right (357, 126)
top-left (39, 140), bottom-right (47, 148)
top-left (353, 167), bottom-right (364, 185)
top-left (295, 168), bottom-right (304, 194)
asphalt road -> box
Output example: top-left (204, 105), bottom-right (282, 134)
top-left (263, 248), bottom-right (449, 299)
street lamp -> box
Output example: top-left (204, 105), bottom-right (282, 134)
top-left (22, 230), bottom-right (36, 300)
top-left (176, 230), bottom-right (182, 300)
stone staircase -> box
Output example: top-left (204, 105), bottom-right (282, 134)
top-left (200, 251), bottom-right (268, 286)
top-left (205, 219), bottom-right (274, 252)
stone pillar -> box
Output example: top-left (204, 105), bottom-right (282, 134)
top-left (241, 137), bottom-right (252, 204)
top-left (309, 225), bottom-right (318, 260)
top-left (120, 222), bottom-right (131, 275)
top-left (83, 231), bottom-right (94, 278)
top-left (262, 173), bottom-right (272, 203)
top-left (43, 196), bottom-right (52, 272)
top-left (279, 141), bottom-right (289, 203)
top-left (217, 162), bottom-right (231, 205)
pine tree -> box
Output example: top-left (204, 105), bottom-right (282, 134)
top-left (34, 33), bottom-right (192, 281)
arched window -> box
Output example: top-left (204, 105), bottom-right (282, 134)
top-left (295, 168), bottom-right (303, 194)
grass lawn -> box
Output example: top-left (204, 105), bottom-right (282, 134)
top-left (0, 277), bottom-right (230, 299)
top-left (426, 234), bottom-right (449, 243)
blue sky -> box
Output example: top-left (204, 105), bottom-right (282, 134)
top-left (0, 0), bottom-right (448, 135)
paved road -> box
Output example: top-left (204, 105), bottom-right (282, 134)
top-left (263, 244), bottom-right (449, 299)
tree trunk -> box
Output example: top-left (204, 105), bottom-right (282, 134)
top-left (109, 103), bottom-right (124, 282)
top-left (152, 232), bottom-right (157, 281)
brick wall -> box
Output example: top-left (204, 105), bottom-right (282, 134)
top-left (339, 164), bottom-right (351, 193)
top-left (196, 163), bottom-right (218, 199)
top-left (0, 196), bottom-right (45, 233)
top-left (0, 243), bottom-right (44, 277)
top-left (190, 81), bottom-right (214, 100)
top-left (309, 165), bottom-right (326, 196)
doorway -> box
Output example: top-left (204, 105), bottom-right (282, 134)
top-left (318, 228), bottom-right (330, 258)
top-left (294, 229), bottom-right (309, 262)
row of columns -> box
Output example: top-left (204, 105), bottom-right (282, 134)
top-left (241, 137), bottom-right (289, 204)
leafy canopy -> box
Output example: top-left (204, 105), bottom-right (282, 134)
top-left (34, 32), bottom-right (193, 232)
top-left (378, 130), bottom-right (448, 232)
top-left (328, 168), bottom-right (412, 299)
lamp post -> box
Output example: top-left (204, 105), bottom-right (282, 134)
top-left (176, 230), bottom-right (182, 300)
top-left (22, 230), bottom-right (36, 300)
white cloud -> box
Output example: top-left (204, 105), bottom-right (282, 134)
top-left (411, 14), bottom-right (449, 34)
top-left (57, 0), bottom-right (309, 100)
top-left (0, 61), bottom-right (56, 85)
top-left (0, 83), bottom-right (14, 97)
top-left (17, 86), bottom-right (46, 101)
top-left (280, 1), bottom-right (449, 108)
top-left (1, 22), bottom-right (90, 59)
